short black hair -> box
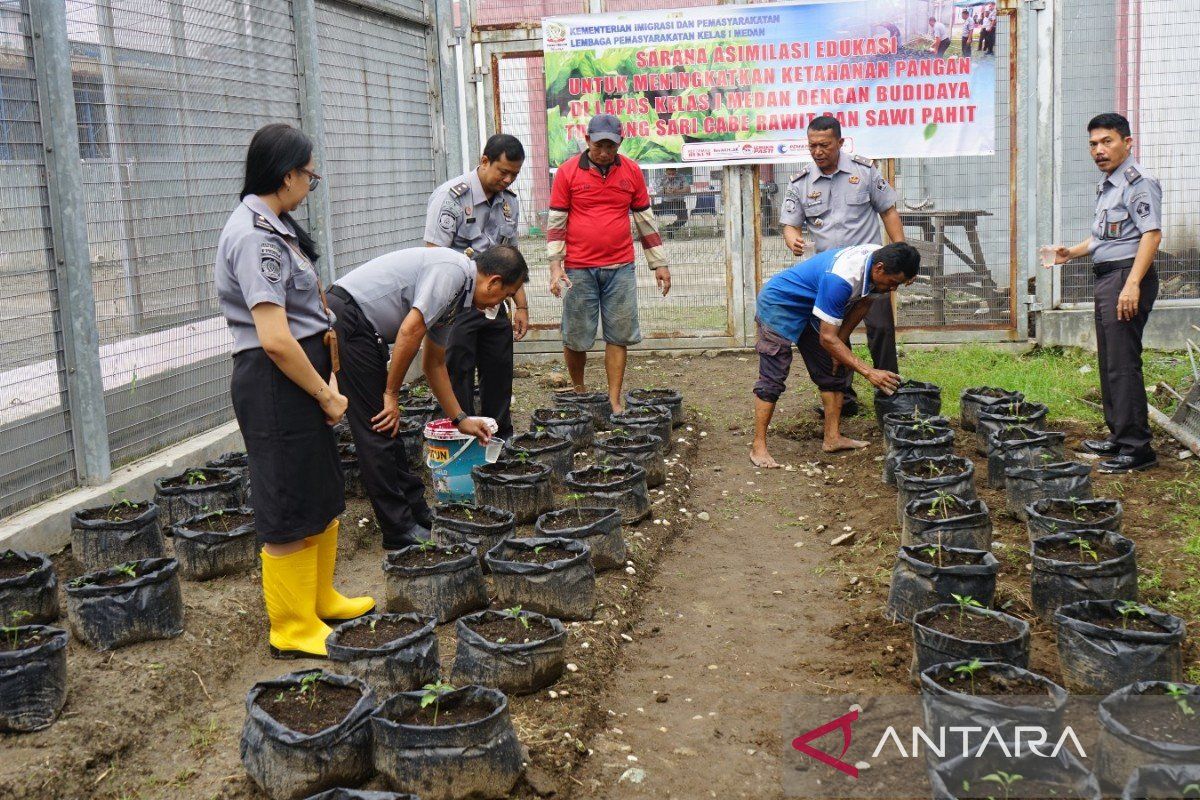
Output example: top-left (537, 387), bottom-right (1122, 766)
top-left (1087, 113), bottom-right (1131, 139)
top-left (872, 242), bottom-right (921, 280)
top-left (475, 244), bottom-right (529, 286)
top-left (807, 115), bottom-right (842, 139)
top-left (482, 134), bottom-right (525, 163)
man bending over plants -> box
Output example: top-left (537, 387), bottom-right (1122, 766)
top-left (751, 242), bottom-right (920, 467)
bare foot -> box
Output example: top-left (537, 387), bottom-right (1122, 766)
top-left (822, 436), bottom-right (868, 453)
top-left (750, 446), bottom-right (781, 469)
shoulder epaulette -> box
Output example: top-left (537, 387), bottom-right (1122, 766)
top-left (253, 215), bottom-right (275, 233)
top-left (790, 165), bottom-right (811, 182)
top-left (449, 182), bottom-right (470, 198)
top-left (851, 154), bottom-right (874, 168)
top-left (1123, 165), bottom-right (1142, 184)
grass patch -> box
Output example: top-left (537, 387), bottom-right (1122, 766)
top-left (883, 345), bottom-right (1194, 425)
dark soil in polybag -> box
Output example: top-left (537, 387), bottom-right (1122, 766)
top-left (430, 503), bottom-right (514, 569)
top-left (625, 387), bottom-right (684, 427)
top-left (902, 496), bottom-right (992, 551)
top-left (552, 389), bottom-right (611, 431)
top-left (535, 506), bottom-right (626, 570)
top-left (593, 433), bottom-right (667, 488)
top-left (171, 507), bottom-right (258, 581)
top-left (911, 604), bottom-right (1030, 680)
top-left (985, 425), bottom-right (1066, 489)
top-left (530, 407), bottom-right (595, 450)
top-left (873, 379), bottom-right (941, 431)
top-left (959, 386), bottom-right (1024, 432)
top-left (887, 544), bottom-right (998, 623)
top-left (369, 685), bottom-right (523, 800)
top-left (1031, 530), bottom-right (1137, 622)
top-left (471, 460), bottom-right (554, 524)
top-left (1098, 682), bottom-right (1200, 793)
top-left (563, 462), bottom-right (649, 525)
top-left (153, 467), bottom-right (244, 527)
top-left (502, 431), bottom-right (573, 481)
top-left (382, 544), bottom-right (487, 624)
top-left (69, 500), bottom-right (165, 572)
top-left (1027, 498), bottom-right (1123, 541)
top-left (0, 624), bottom-right (68, 733)
top-left (1005, 461), bottom-right (1093, 520)
top-left (895, 456), bottom-right (977, 522)
top-left (485, 537), bottom-right (596, 621)
top-left (241, 669), bottom-right (376, 800)
top-left (65, 557), bottom-right (184, 651)
top-left (0, 550), bottom-right (58, 625)
top-left (974, 400), bottom-right (1049, 455)
top-left (451, 609), bottom-right (568, 695)
top-left (884, 425), bottom-right (955, 486)
top-left (928, 736), bottom-right (1100, 799)
top-left (207, 450), bottom-right (251, 503)
top-left (609, 406), bottom-right (673, 454)
top-left (1054, 600), bottom-right (1186, 694)
top-left (882, 411), bottom-right (951, 450)
top-left (326, 613), bottom-right (440, 698)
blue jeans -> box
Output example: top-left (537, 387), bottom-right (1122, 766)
top-left (561, 263), bottom-right (642, 351)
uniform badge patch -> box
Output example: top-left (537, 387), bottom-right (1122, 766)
top-left (259, 242), bottom-right (283, 283)
top-left (439, 212), bottom-right (457, 232)
top-left (876, 178), bottom-right (886, 191)
top-left (1135, 200), bottom-right (1151, 218)
top-left (807, 191), bottom-right (822, 200)
top-left (848, 175), bottom-right (860, 185)
top-left (783, 197), bottom-right (797, 214)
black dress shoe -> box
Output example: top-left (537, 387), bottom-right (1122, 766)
top-left (383, 523), bottom-right (431, 552)
top-left (1082, 439), bottom-right (1120, 456)
top-left (1097, 451), bottom-right (1158, 474)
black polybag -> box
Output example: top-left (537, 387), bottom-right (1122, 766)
top-left (873, 379), bottom-right (941, 431)
top-left (530, 407), bottom-right (595, 450)
top-left (902, 496), bottom-right (992, 551)
top-left (303, 790), bottom-right (416, 800)
top-left (1099, 682), bottom-right (1200, 793)
top-left (609, 406), bottom-right (673, 453)
top-left (241, 670), bottom-right (377, 800)
top-left (1030, 530), bottom-right (1138, 621)
top-left (1005, 461), bottom-right (1093, 520)
top-left (171, 507), bottom-right (258, 581)
top-left (394, 417), bottom-right (427, 472)
top-left (911, 604), bottom-right (1030, 679)
top-left (1054, 600), bottom-right (1186, 694)
top-left (959, 386), bottom-right (1024, 432)
top-left (563, 463), bottom-right (649, 524)
top-left (0, 550), bottom-right (58, 625)
top-left (985, 425), bottom-right (1066, 489)
top-left (65, 557), bottom-right (184, 650)
top-left (339, 442), bottom-right (364, 499)
top-left (502, 431), bottom-right (573, 481)
top-left (430, 503), bottom-right (514, 569)
top-left (69, 501), bottom-right (165, 572)
top-left (625, 387), bottom-right (685, 427)
top-left (450, 609), bottom-right (568, 695)
top-left (882, 412), bottom-right (951, 450)
top-left (535, 506), bottom-right (626, 570)
top-left (1121, 762), bottom-right (1200, 800)
top-left (1027, 498), bottom-right (1123, 541)
top-left (471, 460), bottom-right (554, 524)
top-left (369, 685), bottom-right (523, 800)
top-left (887, 545), bottom-right (999, 623)
top-left (552, 389), bottom-right (611, 431)
top-left (153, 467), bottom-right (243, 527)
top-left (884, 425), bottom-right (955, 486)
top-left (326, 613), bottom-right (440, 697)
top-left (895, 455), bottom-right (977, 522)
top-left (594, 433), bottom-right (667, 488)
top-left (928, 738), bottom-right (1100, 799)
top-left (382, 544), bottom-right (487, 624)
top-left (975, 400), bottom-right (1049, 455)
top-left (207, 450), bottom-right (251, 503)
top-left (485, 537), bottom-right (596, 620)
top-left (0, 624), bottom-right (68, 733)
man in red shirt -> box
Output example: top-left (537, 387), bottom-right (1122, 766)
top-left (547, 114), bottom-right (672, 413)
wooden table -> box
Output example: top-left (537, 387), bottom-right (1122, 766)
top-left (900, 209), bottom-right (1004, 325)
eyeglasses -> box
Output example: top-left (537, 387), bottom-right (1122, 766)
top-left (299, 167), bottom-right (322, 191)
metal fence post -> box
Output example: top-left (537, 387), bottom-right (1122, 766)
top-left (434, 0), bottom-right (465, 181)
top-left (28, 0), bottom-right (112, 485)
top-left (1022, 0), bottom-right (1055, 334)
top-left (292, 0), bottom-right (337, 285)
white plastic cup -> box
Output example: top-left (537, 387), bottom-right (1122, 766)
top-left (1039, 245), bottom-right (1058, 269)
top-left (484, 437), bottom-right (504, 463)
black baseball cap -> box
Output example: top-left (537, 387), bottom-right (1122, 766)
top-left (587, 114), bottom-right (623, 144)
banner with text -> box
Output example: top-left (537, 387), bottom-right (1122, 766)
top-left (542, 0), bottom-right (997, 168)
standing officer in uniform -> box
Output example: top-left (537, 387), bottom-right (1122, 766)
top-left (216, 123), bottom-right (372, 660)
top-left (424, 134), bottom-right (528, 441)
top-left (780, 115), bottom-right (906, 416)
top-left (1054, 112), bottom-right (1161, 474)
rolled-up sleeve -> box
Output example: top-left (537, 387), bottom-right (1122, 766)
top-left (232, 231), bottom-right (290, 310)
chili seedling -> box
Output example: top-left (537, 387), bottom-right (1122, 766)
top-left (920, 544), bottom-right (944, 569)
top-left (106, 488), bottom-right (138, 521)
top-left (415, 538), bottom-right (438, 553)
top-left (1166, 683), bottom-right (1195, 716)
top-left (502, 605), bottom-right (531, 630)
top-left (1068, 536), bottom-right (1099, 562)
top-left (185, 470), bottom-right (208, 486)
top-left (953, 658), bottom-right (984, 694)
top-left (1117, 600), bottom-right (1147, 629)
top-left (980, 770), bottom-right (1023, 800)
top-left (951, 593), bottom-right (983, 623)
top-left (1182, 784), bottom-right (1200, 797)
top-left (298, 671), bottom-right (322, 708)
top-left (1, 610), bottom-right (33, 648)
top-left (563, 492), bottom-right (587, 521)
top-left (1070, 500), bottom-right (1088, 523)
top-left (929, 491), bottom-right (957, 520)
top-left (420, 679), bottom-right (454, 726)
top-left (114, 562), bottom-right (139, 580)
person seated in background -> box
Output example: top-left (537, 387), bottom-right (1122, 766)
top-left (750, 242), bottom-right (921, 467)
top-left (653, 167), bottom-right (692, 230)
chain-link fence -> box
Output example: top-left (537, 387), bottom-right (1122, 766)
top-left (1057, 0), bottom-right (1200, 306)
top-left (0, 0), bottom-right (440, 518)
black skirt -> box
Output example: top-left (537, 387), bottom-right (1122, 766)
top-left (231, 333), bottom-right (345, 544)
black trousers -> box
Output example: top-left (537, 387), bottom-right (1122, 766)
top-left (328, 292), bottom-right (431, 548)
top-left (447, 306), bottom-right (514, 439)
top-left (1094, 264), bottom-right (1158, 455)
top-left (842, 293), bottom-right (899, 405)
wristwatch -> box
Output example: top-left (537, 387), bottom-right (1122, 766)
top-left (452, 412), bottom-right (468, 426)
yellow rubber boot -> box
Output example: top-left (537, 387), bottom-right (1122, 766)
top-left (313, 520), bottom-right (375, 622)
top-left (260, 545), bottom-right (332, 659)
